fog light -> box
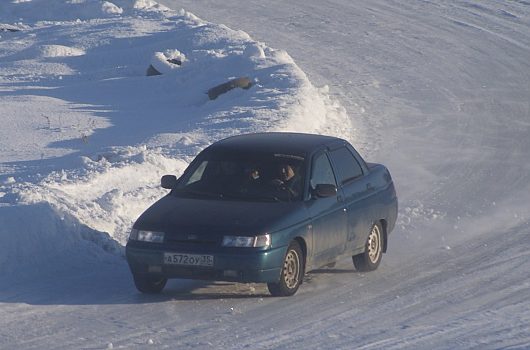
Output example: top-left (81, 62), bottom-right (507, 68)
top-left (223, 270), bottom-right (238, 278)
top-left (148, 265), bottom-right (162, 273)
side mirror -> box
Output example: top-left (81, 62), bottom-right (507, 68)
top-left (313, 184), bottom-right (337, 198)
top-left (161, 175), bottom-right (178, 189)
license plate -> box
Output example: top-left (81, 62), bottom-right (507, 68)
top-left (163, 253), bottom-right (214, 267)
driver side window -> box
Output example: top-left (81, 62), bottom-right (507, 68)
top-left (310, 153), bottom-right (337, 189)
top-left (186, 160), bottom-right (208, 185)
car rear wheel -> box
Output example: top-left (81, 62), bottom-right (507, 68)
top-left (133, 273), bottom-right (167, 294)
top-left (267, 241), bottom-right (304, 297)
top-left (353, 222), bottom-right (383, 272)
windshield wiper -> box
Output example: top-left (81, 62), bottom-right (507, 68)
top-left (218, 192), bottom-right (280, 202)
top-left (175, 188), bottom-right (281, 202)
top-left (252, 194), bottom-right (281, 202)
top-left (174, 188), bottom-right (222, 199)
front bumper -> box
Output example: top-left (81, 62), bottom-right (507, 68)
top-left (126, 241), bottom-right (286, 283)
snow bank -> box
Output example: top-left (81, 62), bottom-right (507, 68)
top-left (0, 202), bottom-right (122, 277)
top-left (0, 0), bottom-right (170, 23)
top-left (14, 147), bottom-right (189, 244)
top-left (0, 0), bottom-right (354, 273)
top-left (38, 45), bottom-right (86, 58)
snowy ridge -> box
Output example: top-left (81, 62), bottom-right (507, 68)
top-left (0, 0), bottom-right (354, 272)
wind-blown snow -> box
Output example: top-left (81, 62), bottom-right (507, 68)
top-left (1, 0), bottom-right (529, 349)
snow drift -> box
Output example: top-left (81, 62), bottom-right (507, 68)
top-left (0, 0), bottom-right (354, 273)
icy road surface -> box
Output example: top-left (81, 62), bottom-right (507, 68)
top-left (2, 0), bottom-right (530, 349)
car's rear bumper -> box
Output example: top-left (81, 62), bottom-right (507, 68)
top-left (126, 242), bottom-right (285, 283)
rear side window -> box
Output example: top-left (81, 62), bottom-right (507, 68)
top-left (310, 153), bottom-right (337, 189)
top-left (329, 147), bottom-right (363, 184)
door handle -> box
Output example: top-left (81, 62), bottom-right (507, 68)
top-left (366, 183), bottom-right (374, 191)
top-left (337, 195), bottom-right (343, 202)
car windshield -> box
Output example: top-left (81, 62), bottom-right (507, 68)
top-left (174, 151), bottom-right (306, 202)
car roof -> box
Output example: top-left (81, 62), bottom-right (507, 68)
top-left (206, 132), bottom-right (347, 156)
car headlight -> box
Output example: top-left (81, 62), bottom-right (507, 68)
top-left (129, 229), bottom-right (165, 243)
top-left (222, 234), bottom-right (271, 248)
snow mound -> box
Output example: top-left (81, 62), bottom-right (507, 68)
top-left (0, 0), bottom-right (355, 273)
top-left (0, 0), bottom-right (169, 23)
top-left (243, 42), bottom-right (266, 59)
top-left (15, 147), bottom-right (189, 244)
top-left (38, 45), bottom-right (86, 58)
top-left (0, 201), bottom-right (121, 276)
top-left (149, 49), bottom-right (186, 74)
top-left (101, 1), bottom-right (124, 15)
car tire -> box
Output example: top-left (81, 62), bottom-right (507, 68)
top-left (133, 273), bottom-right (167, 294)
top-left (353, 222), bottom-right (383, 272)
top-left (267, 241), bottom-right (304, 297)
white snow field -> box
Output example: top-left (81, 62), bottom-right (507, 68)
top-left (1, 0), bottom-right (529, 348)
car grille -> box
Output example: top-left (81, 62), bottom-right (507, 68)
top-left (164, 233), bottom-right (220, 248)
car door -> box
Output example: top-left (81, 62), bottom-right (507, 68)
top-left (328, 146), bottom-right (373, 252)
top-left (305, 151), bottom-right (347, 265)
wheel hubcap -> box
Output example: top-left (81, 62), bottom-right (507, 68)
top-left (283, 249), bottom-right (300, 289)
top-left (367, 225), bottom-right (381, 263)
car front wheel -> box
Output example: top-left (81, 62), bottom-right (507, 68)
top-left (133, 273), bottom-right (167, 294)
top-left (353, 222), bottom-right (383, 272)
top-left (267, 241), bottom-right (303, 297)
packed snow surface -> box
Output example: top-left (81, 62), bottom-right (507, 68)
top-left (1, 0), bottom-right (530, 349)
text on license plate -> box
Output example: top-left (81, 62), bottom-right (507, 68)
top-left (163, 253), bottom-right (214, 267)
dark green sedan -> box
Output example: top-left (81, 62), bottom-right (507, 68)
top-left (126, 132), bottom-right (398, 296)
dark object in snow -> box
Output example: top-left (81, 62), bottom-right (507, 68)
top-left (207, 77), bottom-right (253, 100)
top-left (146, 58), bottom-right (183, 76)
top-left (0, 25), bottom-right (21, 32)
top-left (146, 64), bottom-right (162, 76)
top-left (167, 58), bottom-right (182, 65)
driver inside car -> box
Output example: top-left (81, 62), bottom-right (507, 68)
top-left (272, 163), bottom-right (302, 199)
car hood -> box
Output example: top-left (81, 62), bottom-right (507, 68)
top-left (134, 194), bottom-right (307, 236)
